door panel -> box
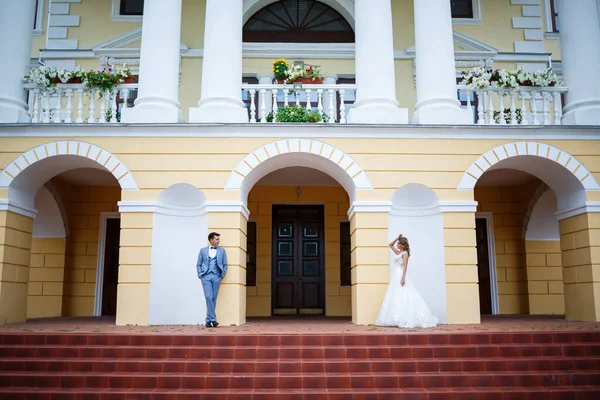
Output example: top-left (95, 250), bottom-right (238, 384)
top-left (475, 217), bottom-right (493, 315)
top-left (272, 205), bottom-right (325, 315)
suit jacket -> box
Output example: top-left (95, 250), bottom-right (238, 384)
top-left (196, 246), bottom-right (228, 278)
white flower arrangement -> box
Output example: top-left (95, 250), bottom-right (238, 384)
top-left (461, 66), bottom-right (563, 90)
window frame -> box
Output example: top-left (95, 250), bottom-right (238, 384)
top-left (451, 0), bottom-right (481, 26)
top-left (246, 221), bottom-right (257, 287)
top-left (340, 221), bottom-right (351, 287)
top-left (111, 0), bottom-right (143, 22)
top-left (33, 0), bottom-right (45, 36)
top-left (543, 0), bottom-right (560, 39)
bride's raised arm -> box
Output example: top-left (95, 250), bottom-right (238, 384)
top-left (389, 234), bottom-right (402, 255)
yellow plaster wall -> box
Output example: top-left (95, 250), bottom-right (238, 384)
top-left (27, 238), bottom-right (66, 318)
top-left (62, 185), bottom-right (121, 317)
top-left (246, 185), bottom-right (351, 317)
top-left (525, 240), bottom-right (564, 315)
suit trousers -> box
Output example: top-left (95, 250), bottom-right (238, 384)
top-left (201, 272), bottom-right (222, 323)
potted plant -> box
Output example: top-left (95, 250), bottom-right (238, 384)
top-left (272, 58), bottom-right (289, 83)
top-left (266, 105), bottom-right (325, 123)
top-left (83, 65), bottom-right (129, 94)
top-left (272, 59), bottom-right (324, 84)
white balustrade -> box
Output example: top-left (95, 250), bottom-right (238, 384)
top-left (242, 83), bottom-right (357, 123)
top-left (457, 85), bottom-right (568, 125)
top-left (25, 83), bottom-right (138, 124)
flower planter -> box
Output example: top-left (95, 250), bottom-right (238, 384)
top-left (67, 77), bottom-right (82, 84)
top-left (53, 77), bottom-right (62, 84)
top-left (123, 76), bottom-right (135, 84)
top-left (276, 77), bottom-right (323, 84)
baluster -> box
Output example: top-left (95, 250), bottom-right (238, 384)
top-left (260, 89), bottom-right (267, 123)
top-left (552, 92), bottom-right (562, 125)
top-left (98, 90), bottom-right (107, 123)
top-left (110, 90), bottom-right (118, 123)
top-left (466, 90), bottom-right (472, 109)
top-left (42, 92), bottom-right (51, 123)
top-left (122, 88), bottom-right (130, 110)
top-left (486, 89), bottom-right (495, 124)
top-left (31, 89), bottom-right (40, 123)
top-left (76, 88), bottom-right (84, 123)
top-left (476, 91), bottom-right (485, 124)
top-left (271, 89), bottom-right (278, 123)
top-left (305, 89), bottom-right (312, 111)
top-left (530, 91), bottom-right (539, 125)
top-left (249, 89), bottom-right (256, 123)
top-left (88, 88), bottom-right (96, 123)
top-left (339, 89), bottom-right (346, 123)
top-left (52, 89), bottom-right (63, 123)
top-left (64, 89), bottom-right (73, 123)
top-left (498, 89), bottom-right (506, 125)
top-left (283, 89), bottom-right (290, 106)
top-left (295, 89), bottom-right (301, 107)
top-left (509, 90), bottom-right (517, 125)
top-left (328, 89), bottom-right (335, 123)
top-left (541, 91), bottom-right (550, 125)
top-left (317, 89), bottom-right (324, 123)
top-left (520, 89), bottom-right (529, 125)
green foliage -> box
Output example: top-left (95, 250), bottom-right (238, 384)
top-left (267, 105), bottom-right (324, 123)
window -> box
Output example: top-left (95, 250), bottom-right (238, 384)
top-left (545, 0), bottom-right (559, 33)
top-left (451, 0), bottom-right (481, 25)
top-left (246, 221), bottom-right (257, 287)
top-left (244, 0), bottom-right (354, 43)
top-left (340, 222), bottom-right (351, 287)
top-left (112, 0), bottom-right (143, 22)
top-left (33, 0), bottom-right (45, 35)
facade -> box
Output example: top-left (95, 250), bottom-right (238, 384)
top-left (0, 0), bottom-right (600, 327)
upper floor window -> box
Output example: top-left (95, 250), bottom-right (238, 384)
top-left (545, 0), bottom-right (559, 33)
top-left (112, 0), bottom-right (143, 22)
top-left (451, 0), bottom-right (481, 25)
top-left (33, 0), bottom-right (45, 35)
top-left (243, 0), bottom-right (354, 43)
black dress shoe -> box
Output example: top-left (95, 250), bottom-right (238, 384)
top-left (212, 321), bottom-right (219, 327)
top-left (205, 322), bottom-right (212, 328)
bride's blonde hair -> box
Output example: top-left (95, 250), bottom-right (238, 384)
top-left (398, 236), bottom-right (410, 256)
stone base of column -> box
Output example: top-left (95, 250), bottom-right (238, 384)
top-left (561, 100), bottom-right (600, 125)
top-left (120, 99), bottom-right (184, 123)
top-left (346, 99), bottom-right (408, 124)
top-left (0, 96), bottom-right (31, 123)
top-left (189, 98), bottom-right (249, 123)
top-left (411, 99), bottom-right (473, 124)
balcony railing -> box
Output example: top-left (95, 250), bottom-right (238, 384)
top-left (241, 83), bottom-right (357, 123)
top-left (25, 83), bottom-right (138, 124)
top-left (457, 85), bottom-right (568, 125)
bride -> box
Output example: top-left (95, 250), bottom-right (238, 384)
top-left (376, 234), bottom-right (438, 328)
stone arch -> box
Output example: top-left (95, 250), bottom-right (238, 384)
top-left (388, 183), bottom-right (447, 322)
top-left (0, 140), bottom-right (138, 209)
top-left (243, 0), bottom-right (356, 29)
top-left (225, 138), bottom-right (373, 204)
top-left (458, 142), bottom-right (600, 214)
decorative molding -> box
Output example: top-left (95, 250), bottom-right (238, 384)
top-left (475, 211), bottom-right (500, 315)
top-left (439, 201), bottom-right (479, 213)
top-left (0, 199), bottom-right (37, 219)
top-left (511, 1), bottom-right (545, 55)
top-left (243, 0), bottom-right (355, 29)
top-left (347, 201), bottom-right (392, 219)
top-left (555, 202), bottom-right (600, 221)
top-left (94, 211), bottom-right (120, 316)
top-left (46, 0), bottom-right (81, 50)
top-left (458, 142), bottom-right (600, 191)
top-left (347, 200), bottom-right (478, 219)
top-left (0, 140), bottom-right (139, 191)
top-left (118, 200), bottom-right (250, 219)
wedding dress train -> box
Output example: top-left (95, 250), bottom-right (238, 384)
top-left (375, 251), bottom-right (438, 328)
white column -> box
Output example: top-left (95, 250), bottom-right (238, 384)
top-left (410, 0), bottom-right (471, 124)
top-left (346, 0), bottom-right (408, 124)
top-left (120, 0), bottom-right (184, 123)
top-left (558, 0), bottom-right (600, 125)
top-left (0, 0), bottom-right (36, 123)
top-left (257, 73), bottom-right (274, 115)
top-left (189, 0), bottom-right (248, 123)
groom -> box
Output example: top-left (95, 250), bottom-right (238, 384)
top-left (196, 232), bottom-right (228, 327)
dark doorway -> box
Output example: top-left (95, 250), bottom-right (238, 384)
top-left (272, 205), bottom-right (325, 315)
top-left (101, 218), bottom-right (121, 316)
top-left (475, 217), bottom-right (493, 315)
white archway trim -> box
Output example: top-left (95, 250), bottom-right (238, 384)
top-left (347, 200), bottom-right (478, 219)
top-left (118, 200), bottom-right (250, 219)
top-left (0, 199), bottom-right (37, 219)
top-left (243, 0), bottom-right (356, 29)
top-left (0, 140), bottom-right (138, 190)
top-left (458, 142), bottom-right (600, 191)
top-left (225, 138), bottom-right (373, 202)
top-left (522, 182), bottom-right (550, 239)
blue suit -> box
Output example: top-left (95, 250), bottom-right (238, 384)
top-left (196, 246), bottom-right (228, 324)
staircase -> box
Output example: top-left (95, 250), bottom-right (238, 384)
top-left (0, 331), bottom-right (598, 399)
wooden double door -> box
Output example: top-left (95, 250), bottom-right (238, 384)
top-left (272, 205), bottom-right (325, 315)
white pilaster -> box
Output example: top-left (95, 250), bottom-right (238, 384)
top-left (120, 0), bottom-right (184, 123)
top-left (0, 0), bottom-right (36, 123)
top-left (346, 0), bottom-right (408, 124)
top-left (410, 0), bottom-right (472, 124)
top-left (189, 0), bottom-right (248, 123)
top-left (558, 0), bottom-right (600, 125)
top-left (257, 73), bottom-right (274, 116)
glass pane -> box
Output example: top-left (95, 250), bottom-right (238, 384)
top-left (278, 241), bottom-right (293, 257)
top-left (278, 223), bottom-right (293, 237)
top-left (121, 0), bottom-right (144, 15)
top-left (277, 260), bottom-right (293, 276)
top-left (303, 260), bottom-right (319, 276)
top-left (303, 222), bottom-right (318, 237)
top-left (341, 244), bottom-right (351, 263)
top-left (304, 242), bottom-right (319, 257)
top-left (450, 0), bottom-right (473, 18)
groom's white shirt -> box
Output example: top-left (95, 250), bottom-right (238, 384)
top-left (208, 246), bottom-right (217, 258)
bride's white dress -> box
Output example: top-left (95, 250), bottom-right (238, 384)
top-left (376, 251), bottom-right (438, 328)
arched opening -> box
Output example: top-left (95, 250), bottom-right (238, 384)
top-left (388, 184), bottom-right (447, 323)
top-left (466, 142), bottom-right (598, 320)
top-left (243, 0), bottom-right (355, 43)
top-left (149, 184), bottom-right (208, 325)
top-left (0, 141), bottom-right (137, 323)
